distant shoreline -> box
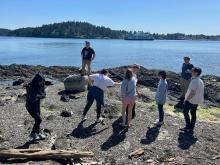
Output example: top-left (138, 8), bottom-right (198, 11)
top-left (1, 21), bottom-right (220, 40)
top-left (1, 36), bottom-right (220, 41)
top-left (0, 64), bottom-right (219, 80)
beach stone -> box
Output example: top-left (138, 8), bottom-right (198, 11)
top-left (64, 74), bottom-right (88, 92)
top-left (45, 80), bottom-right (54, 86)
top-left (46, 114), bottom-right (56, 121)
top-left (16, 91), bottom-right (26, 103)
top-left (0, 135), bottom-right (6, 143)
top-left (60, 94), bottom-right (70, 102)
top-left (12, 78), bottom-right (24, 86)
top-left (60, 110), bottom-right (72, 117)
top-left (0, 92), bottom-right (17, 103)
top-left (52, 137), bottom-right (72, 150)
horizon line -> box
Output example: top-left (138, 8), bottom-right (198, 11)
top-left (1, 20), bottom-right (220, 36)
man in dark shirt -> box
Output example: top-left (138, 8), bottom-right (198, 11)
top-left (179, 56), bottom-right (194, 101)
top-left (81, 41), bottom-right (96, 75)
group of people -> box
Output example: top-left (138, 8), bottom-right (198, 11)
top-left (25, 41), bottom-right (204, 140)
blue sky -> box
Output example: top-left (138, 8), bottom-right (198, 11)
top-left (0, 0), bottom-right (220, 35)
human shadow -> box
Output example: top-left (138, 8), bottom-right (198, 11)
top-left (178, 131), bottom-right (198, 150)
top-left (15, 140), bottom-right (39, 149)
top-left (173, 107), bottom-right (183, 113)
top-left (101, 117), bottom-right (128, 151)
top-left (68, 121), bottom-right (108, 139)
top-left (58, 90), bottom-right (80, 96)
top-left (140, 125), bottom-right (161, 145)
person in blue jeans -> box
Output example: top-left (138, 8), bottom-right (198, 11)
top-left (154, 71), bottom-right (168, 126)
top-left (82, 69), bottom-right (120, 123)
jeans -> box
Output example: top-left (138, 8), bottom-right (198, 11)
top-left (27, 109), bottom-right (42, 134)
top-left (183, 101), bottom-right (198, 129)
top-left (158, 104), bottom-right (164, 122)
top-left (83, 86), bottom-right (104, 119)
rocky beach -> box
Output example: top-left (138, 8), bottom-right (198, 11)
top-left (0, 64), bottom-right (220, 165)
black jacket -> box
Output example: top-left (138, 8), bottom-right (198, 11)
top-left (26, 85), bottom-right (46, 111)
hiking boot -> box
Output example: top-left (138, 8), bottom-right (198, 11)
top-left (96, 117), bottom-right (104, 123)
top-left (29, 133), bottom-right (40, 141)
top-left (38, 133), bottom-right (46, 140)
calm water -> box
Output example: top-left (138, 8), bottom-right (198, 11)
top-left (0, 36), bottom-right (220, 76)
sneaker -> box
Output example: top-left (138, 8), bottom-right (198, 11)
top-left (96, 117), bottom-right (104, 123)
top-left (29, 133), bottom-right (40, 141)
top-left (179, 127), bottom-right (191, 132)
top-left (153, 120), bottom-right (164, 126)
top-left (38, 133), bottom-right (46, 140)
top-left (81, 115), bottom-right (87, 121)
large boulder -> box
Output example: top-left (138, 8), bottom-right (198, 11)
top-left (64, 74), bottom-right (88, 92)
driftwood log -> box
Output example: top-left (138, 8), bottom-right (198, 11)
top-left (0, 149), bottom-right (94, 160)
top-left (128, 148), bottom-right (145, 159)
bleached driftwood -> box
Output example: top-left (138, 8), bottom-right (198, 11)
top-left (0, 149), bottom-right (94, 159)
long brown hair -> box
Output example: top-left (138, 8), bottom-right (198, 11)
top-left (125, 69), bottom-right (133, 80)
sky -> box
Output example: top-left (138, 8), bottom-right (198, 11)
top-left (0, 0), bottom-right (220, 35)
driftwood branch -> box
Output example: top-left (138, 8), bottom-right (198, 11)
top-left (211, 155), bottom-right (220, 160)
top-left (0, 149), bottom-right (94, 160)
top-left (128, 148), bottom-right (144, 159)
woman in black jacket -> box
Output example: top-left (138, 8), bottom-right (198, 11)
top-left (26, 74), bottom-right (46, 140)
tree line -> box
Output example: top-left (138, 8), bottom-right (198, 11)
top-left (0, 21), bottom-right (220, 40)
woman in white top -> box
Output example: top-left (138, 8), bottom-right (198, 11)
top-left (120, 69), bottom-right (136, 128)
top-left (126, 64), bottom-right (140, 120)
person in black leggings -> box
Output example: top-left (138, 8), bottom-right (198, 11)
top-left (26, 74), bottom-right (46, 140)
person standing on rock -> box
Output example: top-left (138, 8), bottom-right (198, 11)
top-left (120, 69), bottom-right (137, 128)
top-left (81, 41), bottom-right (96, 75)
top-left (176, 57), bottom-right (194, 108)
top-left (154, 71), bottom-right (168, 126)
top-left (82, 69), bottom-right (120, 123)
top-left (180, 67), bottom-right (204, 132)
top-left (26, 74), bottom-right (47, 140)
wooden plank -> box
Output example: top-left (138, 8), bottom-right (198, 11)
top-left (0, 149), bottom-right (94, 159)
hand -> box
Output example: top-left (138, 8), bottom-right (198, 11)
top-left (114, 82), bottom-right (121, 85)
